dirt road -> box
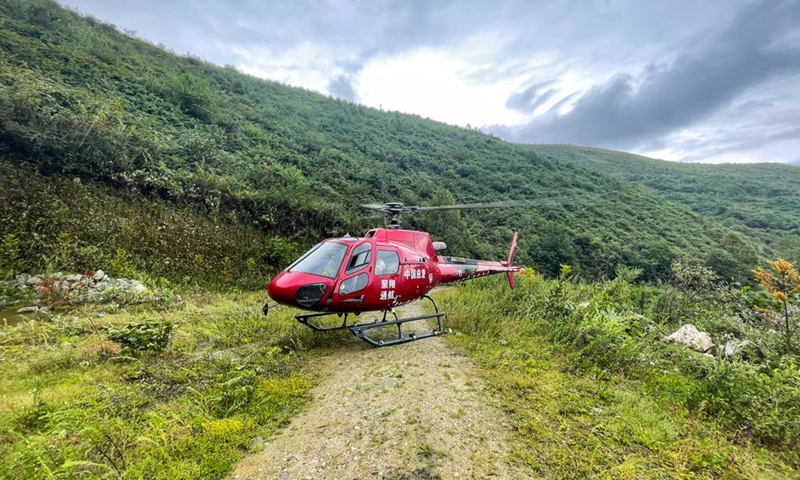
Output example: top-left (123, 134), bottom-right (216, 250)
top-left (231, 303), bottom-right (524, 479)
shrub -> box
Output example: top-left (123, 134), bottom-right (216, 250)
top-left (754, 259), bottom-right (800, 354)
top-left (686, 357), bottom-right (800, 446)
top-left (107, 321), bottom-right (174, 353)
top-left (0, 233), bottom-right (21, 280)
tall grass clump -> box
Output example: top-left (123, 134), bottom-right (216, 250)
top-left (441, 262), bottom-right (800, 469)
top-left (0, 292), bottom-right (330, 479)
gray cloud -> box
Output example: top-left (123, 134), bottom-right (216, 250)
top-left (328, 75), bottom-right (359, 102)
top-left (490, 0), bottom-right (800, 152)
top-left (57, 0), bottom-right (800, 163)
top-left (505, 80), bottom-right (556, 113)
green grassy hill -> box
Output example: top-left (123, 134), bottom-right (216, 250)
top-left (526, 144), bottom-right (800, 268)
top-left (0, 0), bottom-right (770, 284)
top-left (3, 3), bottom-right (800, 478)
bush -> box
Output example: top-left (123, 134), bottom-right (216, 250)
top-left (444, 271), bottom-right (800, 451)
top-left (686, 358), bottom-right (800, 446)
top-left (107, 321), bottom-right (174, 353)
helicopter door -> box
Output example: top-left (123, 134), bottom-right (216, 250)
top-left (334, 242), bottom-right (373, 303)
top-left (373, 250), bottom-right (401, 303)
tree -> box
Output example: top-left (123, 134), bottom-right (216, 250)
top-left (719, 231), bottom-right (759, 282)
top-left (754, 259), bottom-right (800, 353)
top-left (530, 222), bottom-right (577, 277)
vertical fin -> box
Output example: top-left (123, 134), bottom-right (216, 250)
top-left (506, 231), bottom-right (518, 289)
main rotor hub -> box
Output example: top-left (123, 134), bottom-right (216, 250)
top-left (362, 202), bottom-right (410, 228)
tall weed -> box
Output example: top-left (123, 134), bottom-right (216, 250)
top-left (442, 270), bottom-right (800, 455)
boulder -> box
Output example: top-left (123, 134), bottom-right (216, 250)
top-left (128, 280), bottom-right (147, 294)
top-left (7, 271), bottom-right (153, 307)
top-left (16, 306), bottom-right (39, 314)
top-left (722, 338), bottom-right (751, 359)
top-left (663, 324), bottom-right (714, 353)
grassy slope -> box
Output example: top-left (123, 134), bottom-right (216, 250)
top-left (1, 2), bottom-right (797, 478)
top-left (0, 293), bottom-right (353, 479)
top-left (526, 144), bottom-right (800, 264)
top-left (439, 276), bottom-right (799, 479)
top-left (0, 161), bottom-right (291, 288)
top-left (0, 0), bottom-right (756, 284)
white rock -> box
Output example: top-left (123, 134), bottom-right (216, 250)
top-left (129, 280), bottom-right (147, 294)
top-left (722, 338), bottom-right (750, 358)
top-left (25, 275), bottom-right (42, 286)
top-left (65, 274), bottom-right (82, 283)
top-left (663, 324), bottom-right (714, 353)
top-left (16, 306), bottom-right (39, 314)
top-left (93, 269), bottom-right (106, 281)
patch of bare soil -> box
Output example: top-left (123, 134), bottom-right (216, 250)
top-left (231, 302), bottom-right (524, 479)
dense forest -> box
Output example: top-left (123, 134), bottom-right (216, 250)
top-left (527, 144), bottom-right (800, 265)
top-left (4, 2), bottom-right (800, 478)
top-left (0, 0), bottom-right (786, 287)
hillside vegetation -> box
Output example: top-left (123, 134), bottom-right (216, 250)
top-left (441, 270), bottom-right (800, 477)
top-left (0, 293), bottom-right (327, 479)
top-left (0, 0), bottom-right (764, 285)
top-left (3, 1), bottom-right (800, 478)
top-left (526, 144), bottom-right (800, 274)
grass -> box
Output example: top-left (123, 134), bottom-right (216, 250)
top-left (3, 270), bottom-right (798, 478)
top-left (0, 291), bottom-right (342, 479)
top-left (438, 275), bottom-right (798, 479)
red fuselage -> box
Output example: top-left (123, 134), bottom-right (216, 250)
top-left (268, 228), bottom-right (519, 313)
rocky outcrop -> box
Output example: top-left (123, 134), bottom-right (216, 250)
top-left (721, 337), bottom-right (751, 359)
top-left (3, 270), bottom-right (153, 306)
top-left (663, 324), bottom-right (714, 353)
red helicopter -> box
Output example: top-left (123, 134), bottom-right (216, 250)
top-left (263, 201), bottom-right (524, 347)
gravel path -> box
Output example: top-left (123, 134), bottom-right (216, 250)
top-left (231, 302), bottom-right (523, 479)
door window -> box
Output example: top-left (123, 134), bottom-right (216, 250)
top-left (375, 250), bottom-right (400, 275)
top-left (345, 242), bottom-right (372, 275)
top-left (339, 273), bottom-right (369, 295)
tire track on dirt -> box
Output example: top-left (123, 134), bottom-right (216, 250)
top-left (231, 302), bottom-right (524, 479)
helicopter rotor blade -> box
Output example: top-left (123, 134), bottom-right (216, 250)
top-left (361, 203), bottom-right (391, 210)
top-left (360, 195), bottom-right (598, 228)
top-left (409, 195), bottom-right (598, 212)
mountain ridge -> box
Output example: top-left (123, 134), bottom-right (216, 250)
top-left (0, 0), bottom-right (777, 285)
top-left (524, 143), bottom-right (800, 268)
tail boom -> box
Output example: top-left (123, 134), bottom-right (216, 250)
top-left (436, 232), bottom-right (522, 288)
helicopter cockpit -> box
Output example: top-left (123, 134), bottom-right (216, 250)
top-left (289, 239), bottom-right (353, 279)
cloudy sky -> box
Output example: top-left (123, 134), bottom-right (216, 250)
top-left (58, 0), bottom-right (800, 164)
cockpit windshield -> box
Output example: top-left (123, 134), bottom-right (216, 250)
top-left (290, 242), bottom-right (349, 278)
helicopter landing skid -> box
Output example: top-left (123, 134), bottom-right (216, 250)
top-left (294, 295), bottom-right (447, 347)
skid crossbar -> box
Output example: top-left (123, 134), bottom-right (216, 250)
top-left (293, 295), bottom-right (447, 347)
top-left (349, 310), bottom-right (446, 347)
top-left (296, 311), bottom-right (350, 332)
